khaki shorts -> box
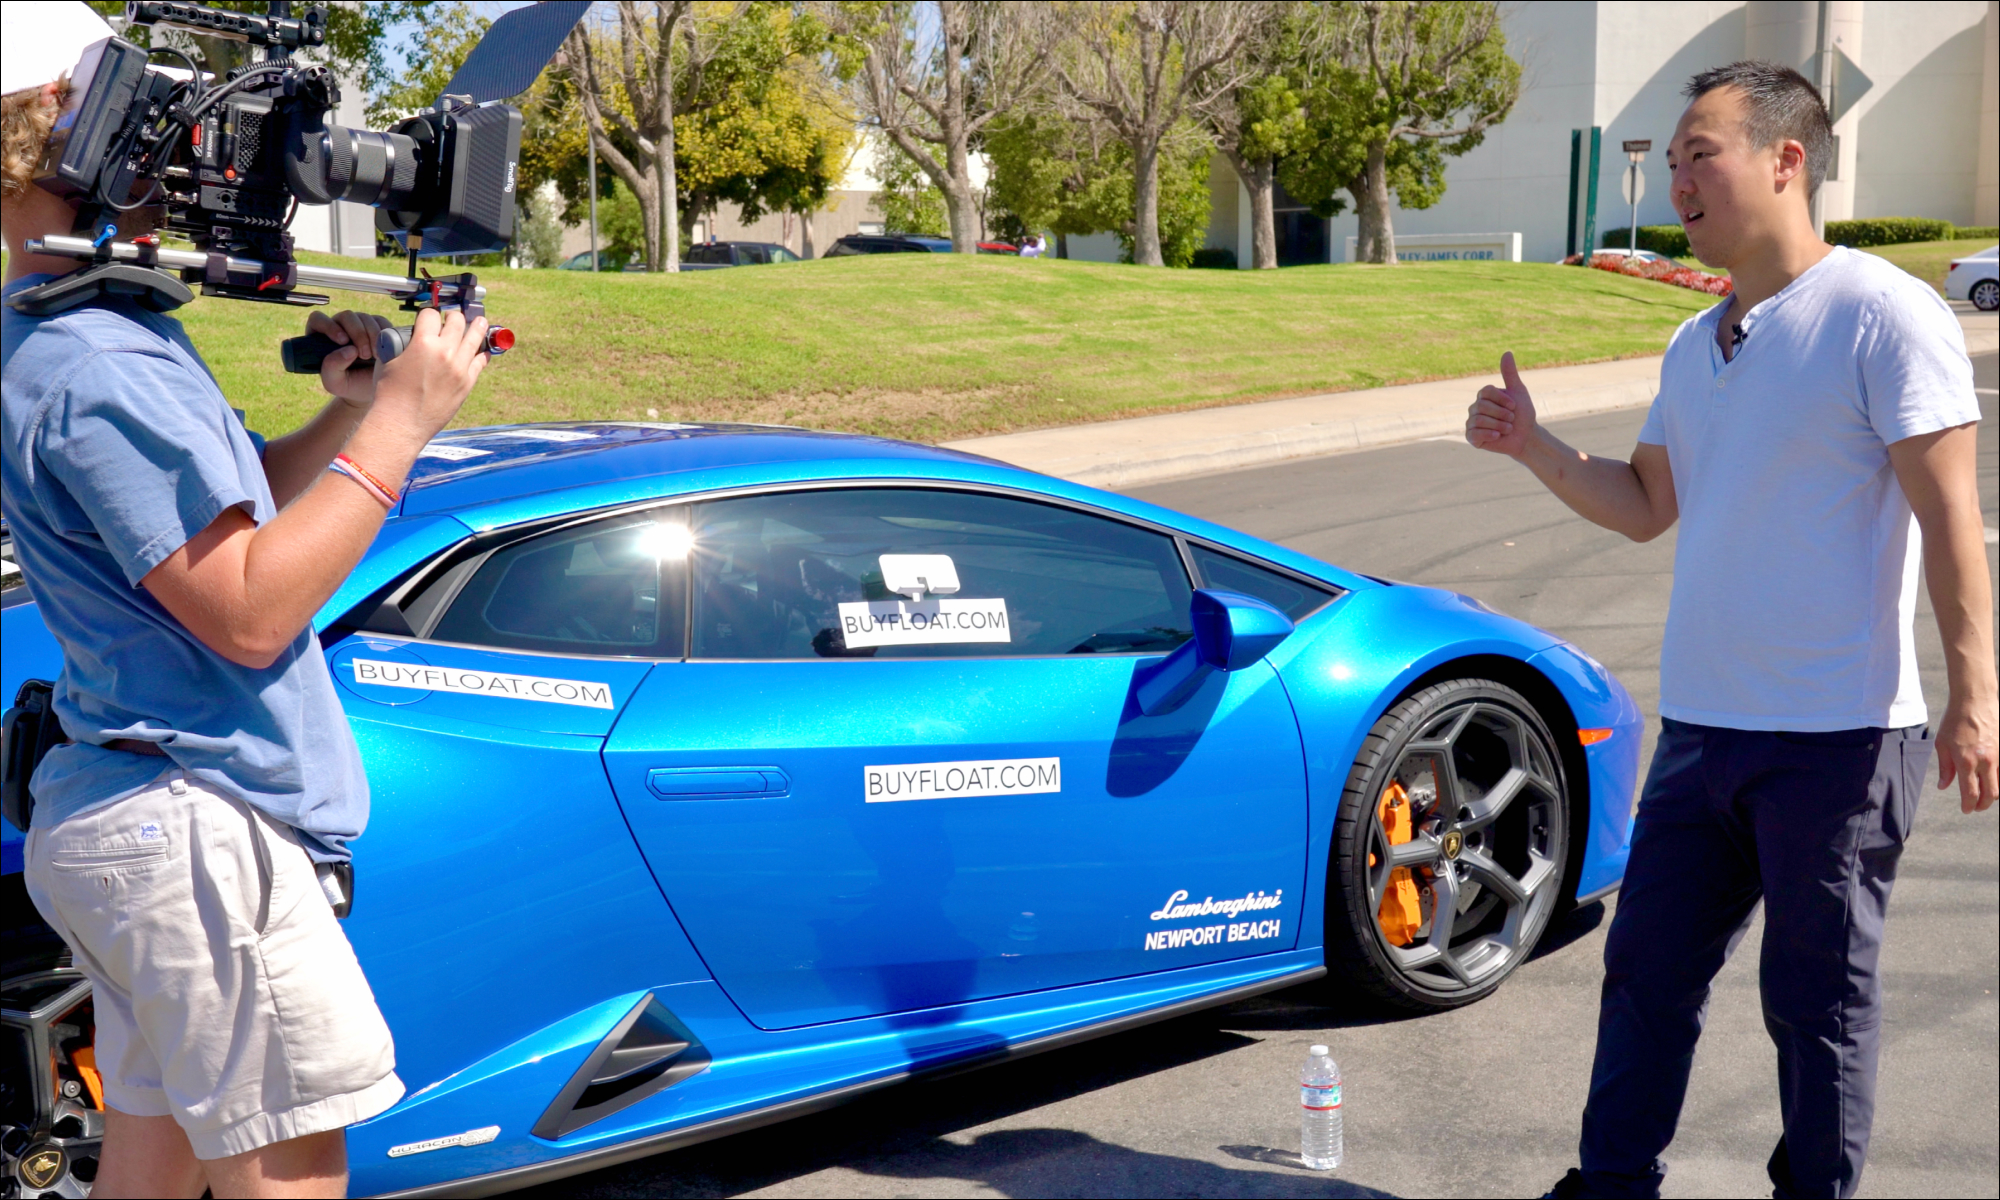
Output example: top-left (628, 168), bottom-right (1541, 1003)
top-left (22, 770), bottom-right (403, 1159)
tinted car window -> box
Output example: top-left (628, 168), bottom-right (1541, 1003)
top-left (739, 245), bottom-right (769, 264)
top-left (770, 246), bottom-right (800, 262)
top-left (689, 489), bottom-right (1193, 660)
top-left (428, 511), bottom-right (688, 657)
top-left (1188, 544), bottom-right (1337, 621)
top-left (686, 245), bottom-right (720, 264)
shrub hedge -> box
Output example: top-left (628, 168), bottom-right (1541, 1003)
top-left (1190, 247), bottom-right (1238, 269)
top-left (1824, 217), bottom-right (1954, 247)
top-left (1953, 226), bottom-right (1999, 240)
top-left (1599, 225), bottom-right (1691, 257)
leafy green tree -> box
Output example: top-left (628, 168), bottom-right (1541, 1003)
top-left (1198, 6), bottom-right (1322, 269)
top-left (514, 187), bottom-right (567, 267)
top-left (672, 15), bottom-right (854, 241)
top-left (597, 178), bottom-right (647, 265)
top-left (870, 138), bottom-right (947, 234)
top-left (983, 110), bottom-right (1123, 250)
top-left (983, 110), bottom-right (1209, 266)
top-left (561, 3), bottom-right (848, 270)
top-left (1286, 1), bottom-right (1519, 265)
top-left (366, 2), bottom-right (489, 124)
top-left (88, 0), bottom-right (392, 115)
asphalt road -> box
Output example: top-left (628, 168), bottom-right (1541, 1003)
top-left (529, 351), bottom-right (1998, 1200)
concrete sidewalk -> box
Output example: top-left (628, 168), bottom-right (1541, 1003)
top-left (947, 311), bottom-right (2000, 489)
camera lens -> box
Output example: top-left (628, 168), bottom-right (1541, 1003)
top-left (322, 127), bottom-right (420, 209)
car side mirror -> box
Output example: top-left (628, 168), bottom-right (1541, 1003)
top-left (1134, 589), bottom-right (1294, 716)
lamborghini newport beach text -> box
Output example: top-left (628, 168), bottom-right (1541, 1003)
top-left (0, 422), bottom-right (1641, 1197)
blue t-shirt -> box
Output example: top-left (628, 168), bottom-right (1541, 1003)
top-left (1, 275), bottom-right (368, 860)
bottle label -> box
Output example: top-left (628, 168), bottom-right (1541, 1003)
top-left (1300, 1084), bottom-right (1341, 1110)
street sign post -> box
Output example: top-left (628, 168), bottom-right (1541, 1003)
top-left (1621, 140), bottom-right (1651, 255)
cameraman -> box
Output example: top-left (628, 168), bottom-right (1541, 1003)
top-left (2, 8), bottom-right (490, 1197)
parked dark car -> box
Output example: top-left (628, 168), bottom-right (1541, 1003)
top-left (682, 241), bottom-right (803, 269)
top-left (558, 249), bottom-right (644, 271)
top-left (824, 234), bottom-right (954, 256)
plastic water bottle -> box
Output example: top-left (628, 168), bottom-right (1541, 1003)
top-left (1300, 1044), bottom-right (1343, 1170)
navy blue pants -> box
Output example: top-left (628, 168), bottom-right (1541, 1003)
top-left (1578, 718), bottom-right (1932, 1199)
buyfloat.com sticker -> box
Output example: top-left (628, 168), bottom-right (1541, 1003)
top-left (837, 598), bottom-right (1010, 648)
top-left (350, 659), bottom-right (615, 709)
top-left (865, 757), bottom-right (1059, 802)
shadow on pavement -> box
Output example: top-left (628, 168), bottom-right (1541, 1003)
top-left (840, 1127), bottom-right (1400, 1198)
top-left (1530, 900), bottom-right (1607, 961)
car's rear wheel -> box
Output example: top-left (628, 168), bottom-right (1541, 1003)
top-left (1972, 279), bottom-right (2000, 312)
top-left (1325, 678), bottom-right (1569, 1012)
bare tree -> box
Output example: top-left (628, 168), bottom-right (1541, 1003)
top-left (561, 1), bottom-right (708, 272)
top-left (833, 2), bottom-right (1064, 253)
top-left (1045, 1), bottom-right (1267, 268)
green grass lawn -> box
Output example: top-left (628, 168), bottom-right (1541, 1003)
top-left (1860, 238), bottom-right (1998, 293)
top-left (173, 252), bottom-right (1714, 443)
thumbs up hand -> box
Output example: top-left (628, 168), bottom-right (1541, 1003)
top-left (1466, 351), bottom-right (1538, 458)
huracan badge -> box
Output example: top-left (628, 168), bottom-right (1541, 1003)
top-left (387, 1126), bottom-right (502, 1158)
top-left (1442, 830), bottom-right (1464, 860)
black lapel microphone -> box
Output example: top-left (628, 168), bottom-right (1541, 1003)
top-left (1730, 323), bottom-right (1749, 352)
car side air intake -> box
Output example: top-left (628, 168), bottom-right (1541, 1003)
top-left (531, 993), bottom-right (712, 1140)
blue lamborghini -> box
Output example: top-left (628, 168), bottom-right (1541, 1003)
top-left (1, 422), bottom-right (1641, 1197)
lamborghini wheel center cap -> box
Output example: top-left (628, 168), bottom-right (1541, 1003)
top-left (17, 1142), bottom-right (66, 1191)
top-left (1442, 829), bottom-right (1464, 860)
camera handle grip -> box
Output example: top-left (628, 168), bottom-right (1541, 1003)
top-left (279, 325), bottom-right (514, 374)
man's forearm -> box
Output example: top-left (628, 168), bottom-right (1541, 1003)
top-left (1924, 503), bottom-right (1999, 711)
top-left (263, 396), bottom-right (369, 509)
top-left (1515, 427), bottom-right (1675, 542)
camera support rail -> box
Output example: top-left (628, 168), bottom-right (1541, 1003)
top-left (15, 235), bottom-right (486, 314)
top-left (13, 235), bottom-right (507, 372)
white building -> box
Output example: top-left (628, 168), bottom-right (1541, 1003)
top-left (1185, 0), bottom-right (1999, 268)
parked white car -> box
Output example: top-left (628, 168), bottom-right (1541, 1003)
top-left (1944, 244), bottom-right (1998, 311)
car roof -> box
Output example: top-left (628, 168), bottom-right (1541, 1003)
top-left (400, 422), bottom-right (995, 517)
top-left (355, 423), bottom-right (1370, 600)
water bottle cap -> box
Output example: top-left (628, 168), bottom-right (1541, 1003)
top-left (1308, 1044), bottom-right (1329, 1057)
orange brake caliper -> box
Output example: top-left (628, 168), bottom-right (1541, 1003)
top-left (1375, 781), bottom-right (1422, 946)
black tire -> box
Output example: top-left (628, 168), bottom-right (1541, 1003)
top-left (1325, 678), bottom-right (1570, 1013)
top-left (1971, 279), bottom-right (2000, 312)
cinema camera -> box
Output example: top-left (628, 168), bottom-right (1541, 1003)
top-left (12, 0), bottom-right (591, 372)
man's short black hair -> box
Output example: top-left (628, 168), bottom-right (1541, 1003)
top-left (1683, 60), bottom-right (1834, 196)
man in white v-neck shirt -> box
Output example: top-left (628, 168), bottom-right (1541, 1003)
top-left (1465, 62), bottom-right (1995, 1199)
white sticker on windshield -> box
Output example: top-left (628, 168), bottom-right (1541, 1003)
top-left (419, 443), bottom-right (491, 461)
top-left (838, 598), bottom-right (1010, 647)
top-left (350, 659), bottom-right (614, 709)
top-left (865, 757), bottom-right (1059, 802)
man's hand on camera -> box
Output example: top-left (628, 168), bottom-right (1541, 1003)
top-left (368, 307), bottom-right (491, 444)
top-left (308, 309), bottom-right (394, 408)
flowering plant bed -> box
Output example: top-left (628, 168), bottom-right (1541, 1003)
top-left (1573, 252), bottom-right (1732, 296)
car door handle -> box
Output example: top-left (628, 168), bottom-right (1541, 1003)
top-left (646, 767), bottom-right (790, 800)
